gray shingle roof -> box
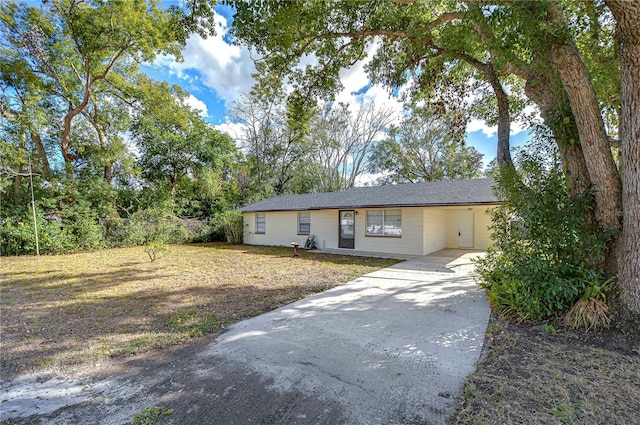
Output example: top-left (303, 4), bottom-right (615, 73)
top-left (240, 178), bottom-right (499, 212)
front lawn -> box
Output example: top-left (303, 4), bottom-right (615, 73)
top-left (0, 243), bottom-right (398, 378)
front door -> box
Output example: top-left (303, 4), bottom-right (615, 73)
top-left (458, 211), bottom-right (474, 248)
top-left (339, 210), bottom-right (355, 249)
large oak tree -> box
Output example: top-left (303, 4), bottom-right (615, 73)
top-left (1, 0), bottom-right (214, 178)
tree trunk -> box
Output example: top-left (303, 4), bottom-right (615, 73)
top-left (457, 53), bottom-right (513, 170)
top-left (14, 166), bottom-right (23, 203)
top-left (523, 68), bottom-right (592, 195)
top-left (547, 3), bottom-right (623, 232)
top-left (467, 9), bottom-right (512, 170)
top-left (606, 0), bottom-right (640, 315)
top-left (88, 102), bottom-right (114, 185)
top-left (15, 129), bottom-right (26, 202)
top-left (62, 93), bottom-right (91, 179)
top-left (104, 165), bottom-right (113, 184)
top-left (31, 133), bottom-right (52, 180)
top-left (485, 64), bottom-right (513, 169)
top-left (170, 176), bottom-right (177, 202)
top-left (61, 111), bottom-right (79, 178)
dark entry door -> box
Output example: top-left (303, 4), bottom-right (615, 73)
top-left (339, 210), bottom-right (355, 249)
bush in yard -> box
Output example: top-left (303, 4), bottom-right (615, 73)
top-left (37, 219), bottom-right (76, 254)
top-left (101, 216), bottom-right (131, 247)
top-left (0, 214), bottom-right (42, 255)
top-left (0, 210), bottom-right (76, 255)
top-left (60, 204), bottom-right (104, 251)
top-left (214, 210), bottom-right (243, 244)
top-left (477, 144), bottom-right (613, 323)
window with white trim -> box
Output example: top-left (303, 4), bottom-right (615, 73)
top-left (298, 212), bottom-right (310, 235)
top-left (255, 213), bottom-right (266, 234)
top-left (366, 209), bottom-right (402, 237)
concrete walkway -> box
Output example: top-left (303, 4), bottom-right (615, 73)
top-left (1, 249), bottom-right (491, 424)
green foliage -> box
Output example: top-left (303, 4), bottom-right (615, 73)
top-left (131, 406), bottom-right (172, 425)
top-left (214, 210), bottom-right (244, 244)
top-left (105, 207), bottom-right (213, 247)
top-left (477, 146), bottom-right (612, 322)
top-left (132, 82), bottom-right (239, 212)
top-left (563, 276), bottom-right (614, 331)
top-left (541, 323), bottom-right (557, 335)
top-left (0, 213), bottom-right (77, 255)
top-left (1, 215), bottom-right (42, 256)
top-left (0, 0), bottom-right (203, 179)
top-left (0, 202), bottom-right (214, 256)
top-left (57, 187), bottom-right (105, 252)
top-left (371, 107), bottom-right (483, 184)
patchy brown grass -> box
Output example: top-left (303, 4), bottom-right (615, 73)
top-left (0, 243), bottom-right (398, 379)
top-left (453, 317), bottom-right (640, 425)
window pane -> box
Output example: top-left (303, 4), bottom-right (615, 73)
top-left (298, 212), bottom-right (310, 234)
top-left (256, 213), bottom-right (266, 233)
top-left (366, 210), bottom-right (383, 235)
top-left (384, 210), bottom-right (402, 236)
top-left (366, 209), bottom-right (401, 237)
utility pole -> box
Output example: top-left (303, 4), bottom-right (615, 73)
top-left (28, 156), bottom-right (40, 258)
top-left (2, 158), bottom-right (41, 258)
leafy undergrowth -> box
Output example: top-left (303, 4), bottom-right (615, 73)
top-left (453, 316), bottom-right (640, 425)
top-left (0, 243), bottom-right (398, 379)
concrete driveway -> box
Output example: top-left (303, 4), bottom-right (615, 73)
top-left (1, 249), bottom-right (491, 425)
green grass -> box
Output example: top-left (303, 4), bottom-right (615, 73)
top-left (0, 243), bottom-right (398, 378)
top-left (131, 406), bottom-right (172, 425)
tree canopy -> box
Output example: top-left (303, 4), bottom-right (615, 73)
top-left (0, 0), bottom-right (236, 252)
top-left (371, 108), bottom-right (483, 184)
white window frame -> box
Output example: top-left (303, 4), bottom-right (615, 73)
top-left (255, 213), bottom-right (266, 234)
top-left (366, 209), bottom-right (402, 237)
top-left (298, 212), bottom-right (311, 235)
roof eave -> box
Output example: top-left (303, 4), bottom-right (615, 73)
top-left (240, 200), bottom-right (501, 213)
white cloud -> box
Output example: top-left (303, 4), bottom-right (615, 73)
top-left (155, 13), bottom-right (256, 105)
top-left (184, 94), bottom-right (209, 117)
top-left (466, 119), bottom-right (498, 137)
top-left (214, 120), bottom-right (247, 146)
top-left (355, 171), bottom-right (387, 187)
top-left (466, 107), bottom-right (536, 138)
top-left (332, 41), bottom-right (404, 123)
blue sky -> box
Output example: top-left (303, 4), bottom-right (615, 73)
top-left (145, 4), bottom-right (530, 170)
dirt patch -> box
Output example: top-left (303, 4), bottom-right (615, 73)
top-left (453, 315), bottom-right (640, 424)
top-left (0, 243), bottom-right (398, 380)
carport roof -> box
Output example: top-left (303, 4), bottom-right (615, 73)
top-left (239, 178), bottom-right (499, 212)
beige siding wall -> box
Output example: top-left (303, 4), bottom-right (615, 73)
top-left (243, 210), bottom-right (339, 248)
top-left (474, 205), bottom-right (495, 249)
top-left (309, 210), bottom-right (339, 250)
top-left (443, 205), bottom-right (497, 249)
top-left (423, 208), bottom-right (447, 254)
top-left (243, 211), bottom-right (307, 246)
top-left (243, 204), bottom-right (498, 254)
